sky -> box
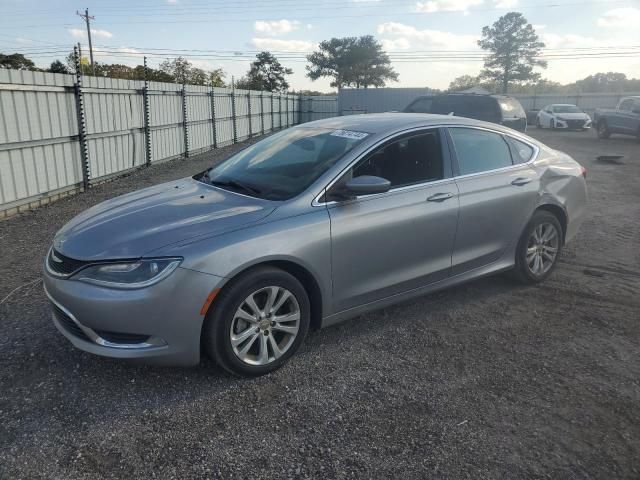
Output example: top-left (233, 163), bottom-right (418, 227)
top-left (1, 0), bottom-right (639, 91)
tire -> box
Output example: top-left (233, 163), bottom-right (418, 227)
top-left (511, 210), bottom-right (563, 284)
top-left (203, 266), bottom-right (310, 377)
top-left (550, 119), bottom-right (556, 130)
top-left (597, 120), bottom-right (611, 139)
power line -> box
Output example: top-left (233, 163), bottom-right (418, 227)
top-left (0, 0), bottom-right (630, 29)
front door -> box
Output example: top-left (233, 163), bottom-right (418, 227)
top-left (326, 129), bottom-right (459, 313)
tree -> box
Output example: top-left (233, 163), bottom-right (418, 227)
top-left (234, 75), bottom-right (260, 91)
top-left (0, 53), bottom-right (36, 70)
top-left (448, 74), bottom-right (482, 92)
top-left (48, 60), bottom-right (69, 74)
top-left (159, 56), bottom-right (192, 84)
top-left (208, 68), bottom-right (226, 87)
top-left (570, 72), bottom-right (630, 93)
top-left (242, 52), bottom-right (292, 92)
top-left (478, 12), bottom-right (546, 93)
top-left (306, 36), bottom-right (398, 89)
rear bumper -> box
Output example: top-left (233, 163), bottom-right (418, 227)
top-left (43, 267), bottom-right (226, 366)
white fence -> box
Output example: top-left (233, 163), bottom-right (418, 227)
top-left (338, 88), bottom-right (640, 116)
top-left (0, 69), bottom-right (339, 218)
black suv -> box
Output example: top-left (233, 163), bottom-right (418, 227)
top-left (404, 93), bottom-right (528, 132)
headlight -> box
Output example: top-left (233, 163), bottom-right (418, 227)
top-left (74, 258), bottom-right (182, 289)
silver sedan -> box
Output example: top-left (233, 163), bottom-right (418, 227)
top-left (43, 114), bottom-right (587, 376)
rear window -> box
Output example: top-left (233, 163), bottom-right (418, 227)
top-left (404, 97), bottom-right (433, 113)
top-left (431, 96), bottom-right (500, 122)
top-left (498, 97), bottom-right (526, 118)
top-left (506, 137), bottom-right (535, 164)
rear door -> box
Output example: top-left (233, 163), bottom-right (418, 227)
top-left (326, 128), bottom-right (459, 312)
top-left (447, 126), bottom-right (539, 274)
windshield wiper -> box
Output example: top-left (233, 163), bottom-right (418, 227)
top-left (208, 178), bottom-right (262, 197)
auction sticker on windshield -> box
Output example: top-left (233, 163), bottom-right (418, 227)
top-left (330, 129), bottom-right (369, 140)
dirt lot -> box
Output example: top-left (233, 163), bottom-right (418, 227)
top-left (0, 128), bottom-right (639, 479)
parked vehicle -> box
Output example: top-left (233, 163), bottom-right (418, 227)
top-left (593, 96), bottom-right (640, 140)
top-left (536, 104), bottom-right (591, 130)
top-left (404, 93), bottom-right (528, 132)
top-left (44, 114), bottom-right (587, 376)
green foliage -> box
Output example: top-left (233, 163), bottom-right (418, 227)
top-left (448, 72), bottom-right (640, 94)
top-left (478, 12), bottom-right (546, 93)
top-left (240, 51), bottom-right (292, 92)
top-left (0, 53), bottom-right (36, 70)
top-left (306, 35), bottom-right (398, 89)
top-left (47, 60), bottom-right (69, 74)
top-left (570, 72), bottom-right (640, 93)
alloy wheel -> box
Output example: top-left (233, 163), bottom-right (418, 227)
top-left (526, 222), bottom-right (559, 276)
top-left (229, 286), bottom-right (300, 366)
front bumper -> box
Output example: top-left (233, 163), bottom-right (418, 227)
top-left (555, 119), bottom-right (591, 129)
top-left (43, 267), bottom-right (226, 366)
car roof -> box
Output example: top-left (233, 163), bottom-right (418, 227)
top-left (296, 113), bottom-right (518, 135)
top-left (550, 104), bottom-right (578, 107)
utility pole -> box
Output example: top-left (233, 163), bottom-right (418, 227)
top-left (76, 8), bottom-right (95, 75)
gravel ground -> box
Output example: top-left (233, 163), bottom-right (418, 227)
top-left (0, 129), bottom-right (639, 479)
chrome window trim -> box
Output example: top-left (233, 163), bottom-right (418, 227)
top-left (312, 123), bottom-right (540, 207)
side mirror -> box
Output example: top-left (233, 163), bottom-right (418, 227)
top-left (343, 175), bottom-right (391, 196)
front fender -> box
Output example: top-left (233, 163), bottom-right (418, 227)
top-left (151, 209), bottom-right (334, 317)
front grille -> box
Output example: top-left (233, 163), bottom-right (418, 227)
top-left (566, 119), bottom-right (585, 129)
top-left (51, 303), bottom-right (91, 342)
top-left (47, 249), bottom-right (88, 276)
top-left (94, 330), bottom-right (150, 344)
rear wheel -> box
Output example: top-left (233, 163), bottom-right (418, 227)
top-left (203, 266), bottom-right (310, 377)
top-left (597, 120), bottom-right (611, 139)
top-left (512, 211), bottom-right (562, 284)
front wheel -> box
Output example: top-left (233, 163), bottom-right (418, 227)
top-left (597, 121), bottom-right (611, 139)
top-left (512, 211), bottom-right (563, 284)
top-left (203, 266), bottom-right (310, 377)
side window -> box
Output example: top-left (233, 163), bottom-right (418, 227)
top-left (352, 131), bottom-right (444, 188)
top-left (619, 99), bottom-right (634, 111)
top-left (449, 128), bottom-right (513, 175)
top-left (506, 137), bottom-right (535, 164)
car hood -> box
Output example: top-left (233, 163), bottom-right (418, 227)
top-left (53, 178), bottom-right (276, 261)
top-left (555, 113), bottom-right (590, 120)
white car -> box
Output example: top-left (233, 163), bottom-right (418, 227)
top-left (536, 104), bottom-right (592, 130)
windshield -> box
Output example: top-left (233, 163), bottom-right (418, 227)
top-left (199, 127), bottom-right (369, 200)
top-left (553, 105), bottom-right (582, 113)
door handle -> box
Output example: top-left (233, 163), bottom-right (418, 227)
top-left (426, 192), bottom-right (454, 202)
top-left (511, 177), bottom-right (533, 186)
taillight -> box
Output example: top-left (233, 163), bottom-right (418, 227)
top-left (580, 166), bottom-right (587, 179)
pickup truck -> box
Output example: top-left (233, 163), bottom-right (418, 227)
top-left (593, 96), bottom-right (640, 140)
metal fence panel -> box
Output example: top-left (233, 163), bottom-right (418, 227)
top-left (148, 81), bottom-right (183, 162)
top-left (0, 70), bottom-right (81, 210)
top-left (186, 85), bottom-right (213, 154)
top-left (339, 88), bottom-right (436, 114)
top-left (214, 88), bottom-right (234, 147)
top-left (300, 96), bottom-right (339, 123)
